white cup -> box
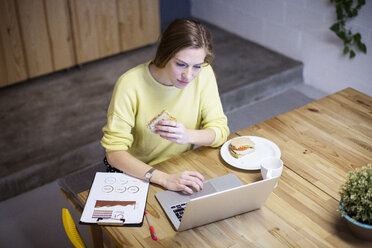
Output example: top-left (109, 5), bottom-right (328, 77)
top-left (260, 157), bottom-right (283, 188)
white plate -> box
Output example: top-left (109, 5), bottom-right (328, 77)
top-left (220, 136), bottom-right (281, 170)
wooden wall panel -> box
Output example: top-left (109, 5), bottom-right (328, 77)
top-left (0, 0), bottom-right (27, 87)
top-left (141, 0), bottom-right (160, 45)
top-left (117, 0), bottom-right (160, 52)
top-left (95, 0), bottom-right (120, 58)
top-left (69, 0), bottom-right (99, 64)
top-left (117, 0), bottom-right (142, 51)
top-left (0, 37), bottom-right (6, 86)
top-left (17, 0), bottom-right (54, 78)
top-left (0, 0), bottom-right (160, 87)
top-left (70, 0), bottom-right (119, 64)
top-left (45, 0), bottom-right (76, 71)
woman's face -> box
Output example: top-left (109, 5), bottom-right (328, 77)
top-left (163, 47), bottom-right (206, 89)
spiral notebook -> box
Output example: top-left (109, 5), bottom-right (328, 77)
top-left (80, 172), bottom-right (149, 226)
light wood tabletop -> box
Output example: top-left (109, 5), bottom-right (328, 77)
top-left (76, 87), bottom-right (372, 247)
top-left (237, 87), bottom-right (372, 201)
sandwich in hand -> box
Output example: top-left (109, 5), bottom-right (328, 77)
top-left (147, 110), bottom-right (177, 133)
top-left (229, 137), bottom-right (255, 158)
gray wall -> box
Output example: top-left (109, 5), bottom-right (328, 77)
top-left (191, 0), bottom-right (372, 96)
top-left (160, 0), bottom-right (191, 31)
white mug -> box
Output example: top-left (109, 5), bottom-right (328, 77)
top-left (260, 157), bottom-right (283, 188)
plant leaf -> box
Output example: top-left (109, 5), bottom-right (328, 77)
top-left (336, 4), bottom-right (344, 19)
top-left (350, 50), bottom-right (356, 58)
top-left (330, 23), bottom-right (340, 32)
top-left (358, 0), bottom-right (366, 7)
top-left (353, 33), bottom-right (361, 42)
top-left (357, 42), bottom-right (367, 53)
top-left (343, 46), bottom-right (349, 54)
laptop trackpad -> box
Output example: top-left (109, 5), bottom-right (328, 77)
top-left (189, 174), bottom-right (243, 199)
top-left (189, 182), bottom-right (216, 199)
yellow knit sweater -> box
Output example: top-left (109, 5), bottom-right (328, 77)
top-left (101, 61), bottom-right (229, 165)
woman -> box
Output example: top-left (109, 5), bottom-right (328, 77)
top-left (101, 19), bottom-right (229, 194)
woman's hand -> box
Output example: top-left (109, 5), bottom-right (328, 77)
top-left (155, 120), bottom-right (190, 144)
top-left (155, 120), bottom-right (216, 146)
top-left (158, 170), bottom-right (205, 194)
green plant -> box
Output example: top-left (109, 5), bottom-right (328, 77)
top-left (329, 0), bottom-right (367, 58)
top-left (339, 164), bottom-right (372, 225)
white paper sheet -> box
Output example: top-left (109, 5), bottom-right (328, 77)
top-left (80, 172), bottom-right (149, 225)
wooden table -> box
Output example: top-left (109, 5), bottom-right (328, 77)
top-left (76, 88), bottom-right (372, 247)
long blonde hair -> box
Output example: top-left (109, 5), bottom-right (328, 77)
top-left (153, 19), bottom-right (214, 68)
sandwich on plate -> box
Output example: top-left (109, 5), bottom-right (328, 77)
top-left (147, 110), bottom-right (176, 133)
top-left (229, 137), bottom-right (255, 158)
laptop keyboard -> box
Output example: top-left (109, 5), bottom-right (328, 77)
top-left (171, 203), bottom-right (187, 221)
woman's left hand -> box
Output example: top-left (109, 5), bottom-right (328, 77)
top-left (155, 120), bottom-right (190, 144)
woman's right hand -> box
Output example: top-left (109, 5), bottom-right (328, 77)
top-left (106, 151), bottom-right (205, 194)
top-left (157, 170), bottom-right (205, 194)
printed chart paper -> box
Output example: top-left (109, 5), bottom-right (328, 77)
top-left (80, 172), bottom-right (149, 225)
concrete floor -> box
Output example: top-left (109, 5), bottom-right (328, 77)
top-left (0, 84), bottom-right (327, 248)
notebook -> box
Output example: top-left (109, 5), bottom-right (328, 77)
top-left (155, 173), bottom-right (278, 231)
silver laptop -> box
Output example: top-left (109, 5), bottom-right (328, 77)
top-left (155, 173), bottom-right (278, 231)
